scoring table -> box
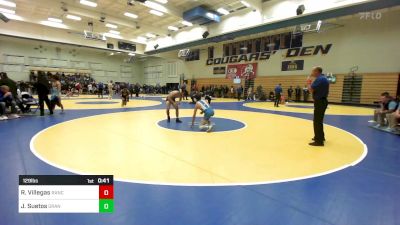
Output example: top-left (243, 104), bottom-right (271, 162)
top-left (19, 175), bottom-right (113, 213)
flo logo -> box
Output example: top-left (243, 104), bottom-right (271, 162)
top-left (359, 12), bottom-right (382, 20)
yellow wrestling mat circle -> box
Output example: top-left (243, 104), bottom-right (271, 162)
top-left (244, 102), bottom-right (373, 115)
top-left (58, 98), bottom-right (161, 110)
top-left (31, 110), bottom-right (367, 186)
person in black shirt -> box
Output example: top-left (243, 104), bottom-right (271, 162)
top-left (295, 85), bottom-right (301, 102)
top-left (274, 84), bottom-right (282, 107)
top-left (35, 71), bottom-right (53, 116)
top-left (307, 67), bottom-right (329, 146)
top-left (287, 86), bottom-right (294, 101)
top-left (303, 85), bottom-right (309, 102)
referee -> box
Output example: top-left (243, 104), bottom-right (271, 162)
top-left (307, 67), bottom-right (329, 146)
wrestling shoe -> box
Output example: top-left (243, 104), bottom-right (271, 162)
top-left (8, 114), bottom-right (21, 119)
top-left (206, 125), bottom-right (214, 133)
top-left (309, 141), bottom-right (324, 146)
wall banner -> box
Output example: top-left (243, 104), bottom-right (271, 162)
top-left (213, 67), bottom-right (226, 74)
top-left (281, 60), bottom-right (304, 71)
top-left (226, 63), bottom-right (257, 79)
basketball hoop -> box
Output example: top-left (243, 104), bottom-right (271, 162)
top-left (293, 20), bottom-right (323, 35)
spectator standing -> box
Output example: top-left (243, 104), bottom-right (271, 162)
top-left (288, 86), bottom-right (294, 101)
top-left (295, 85), bottom-right (302, 102)
top-left (108, 81), bottom-right (114, 100)
top-left (230, 86), bottom-right (235, 98)
top-left (274, 84), bottom-right (282, 107)
top-left (237, 85), bottom-right (243, 101)
top-left (97, 82), bottom-right (104, 98)
top-left (303, 85), bottom-right (309, 102)
top-left (246, 86), bottom-right (253, 101)
top-left (181, 82), bottom-right (188, 100)
top-left (134, 83), bottom-right (140, 97)
top-left (35, 71), bottom-right (53, 116)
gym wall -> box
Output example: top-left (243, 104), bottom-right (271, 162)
top-left (141, 56), bottom-right (183, 85)
top-left (180, 9), bottom-right (400, 104)
top-left (0, 36), bottom-right (143, 83)
top-left (182, 9), bottom-right (400, 78)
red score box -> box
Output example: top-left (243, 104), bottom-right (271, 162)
top-left (99, 185), bottom-right (114, 199)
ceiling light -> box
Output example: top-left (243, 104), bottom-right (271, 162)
top-left (146, 33), bottom-right (156, 38)
top-left (217, 8), bottom-right (229, 15)
top-left (0, 0), bottom-right (16, 8)
top-left (40, 20), bottom-right (68, 29)
top-left (136, 36), bottom-right (147, 42)
top-left (2, 13), bottom-right (22, 21)
top-left (206, 12), bottom-right (216, 19)
top-left (149, 9), bottom-right (163, 16)
top-left (128, 52), bottom-right (136, 56)
top-left (240, 1), bottom-right (250, 7)
top-left (181, 20), bottom-right (193, 26)
top-left (167, 26), bottom-right (178, 31)
top-left (66, 14), bottom-right (81, 21)
top-left (105, 23), bottom-right (118, 29)
top-left (154, 0), bottom-right (167, 3)
top-left (124, 12), bottom-right (138, 19)
top-left (0, 7), bottom-right (14, 14)
top-left (145, 1), bottom-right (167, 13)
top-left (48, 17), bottom-right (62, 23)
top-left (80, 0), bottom-right (97, 7)
top-left (109, 30), bottom-right (120, 35)
top-left (104, 32), bottom-right (123, 39)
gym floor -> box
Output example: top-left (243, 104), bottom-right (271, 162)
top-left (2, 96), bottom-right (399, 225)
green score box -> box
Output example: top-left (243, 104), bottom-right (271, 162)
top-left (99, 199), bottom-right (114, 213)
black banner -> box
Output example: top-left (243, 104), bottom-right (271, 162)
top-left (213, 66), bottom-right (226, 74)
top-left (19, 175), bottom-right (114, 185)
top-left (281, 60), bottom-right (304, 71)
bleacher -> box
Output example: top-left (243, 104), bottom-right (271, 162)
top-left (193, 73), bottom-right (399, 105)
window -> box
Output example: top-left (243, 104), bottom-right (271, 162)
top-left (271, 35), bottom-right (281, 50)
top-left (291, 33), bottom-right (303, 48)
top-left (208, 46), bottom-right (214, 59)
top-left (224, 45), bottom-right (229, 57)
top-left (264, 36), bottom-right (271, 52)
top-left (185, 49), bottom-right (200, 61)
top-left (280, 32), bottom-right (292, 49)
top-left (220, 31), bottom-right (303, 58)
top-left (231, 43), bottom-right (237, 56)
top-left (255, 39), bottom-right (261, 53)
top-left (239, 42), bottom-right (246, 55)
top-left (247, 41), bottom-right (253, 54)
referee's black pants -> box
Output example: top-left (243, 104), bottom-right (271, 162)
top-left (313, 98), bottom-right (328, 143)
top-left (274, 94), bottom-right (281, 107)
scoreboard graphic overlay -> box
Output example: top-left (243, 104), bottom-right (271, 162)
top-left (19, 175), bottom-right (113, 213)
